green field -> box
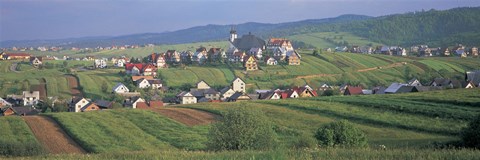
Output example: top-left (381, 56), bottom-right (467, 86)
top-left (0, 117), bottom-right (44, 156)
top-left (288, 32), bottom-right (383, 49)
top-left (2, 89), bottom-right (480, 159)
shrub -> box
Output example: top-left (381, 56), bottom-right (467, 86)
top-left (461, 114), bottom-right (480, 148)
top-left (207, 107), bottom-right (276, 151)
top-left (314, 120), bottom-right (367, 148)
top-left (292, 134), bottom-right (317, 149)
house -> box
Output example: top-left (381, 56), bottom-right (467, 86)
top-left (372, 86), bottom-right (386, 94)
top-left (294, 85), bottom-right (317, 97)
top-left (0, 52), bottom-right (6, 60)
top-left (273, 47), bottom-right (287, 60)
top-left (231, 77), bottom-right (246, 93)
top-left (124, 97), bottom-right (145, 108)
top-left (180, 51), bottom-right (193, 63)
top-left (286, 50), bottom-right (301, 65)
top-left (69, 97), bottom-right (100, 112)
top-left (208, 48), bottom-right (223, 61)
top-left (125, 63), bottom-right (144, 75)
top-left (462, 81), bottom-right (476, 89)
top-left (149, 53), bottom-right (167, 68)
top-left (112, 83), bottom-right (130, 93)
top-left (5, 53), bottom-right (31, 60)
top-left (343, 86), bottom-right (363, 95)
top-left (94, 59), bottom-right (107, 69)
top-left (227, 92), bottom-right (252, 102)
top-left (465, 70), bottom-right (480, 86)
top-left (229, 29), bottom-right (266, 51)
top-left (442, 48), bottom-right (451, 56)
top-left (193, 47), bottom-right (208, 64)
top-left (136, 78), bottom-right (151, 89)
top-left (407, 78), bottom-right (422, 86)
top-left (9, 107), bottom-right (39, 116)
top-left (430, 78), bottom-right (453, 88)
top-left (249, 48), bottom-right (263, 59)
top-left (231, 51), bottom-right (246, 62)
top-left (385, 83), bottom-right (407, 93)
top-left (177, 91), bottom-right (197, 104)
top-left (267, 38), bottom-right (294, 51)
top-left (395, 86), bottom-right (418, 94)
top-left (114, 58), bottom-right (127, 67)
top-left (148, 79), bottom-right (163, 89)
top-left (264, 56), bottom-right (277, 65)
top-left (22, 91), bottom-right (40, 106)
top-left (243, 55), bottom-right (258, 71)
top-left (94, 100), bottom-right (113, 109)
top-left (339, 84), bottom-right (349, 94)
top-left (0, 97), bottom-right (12, 107)
top-left (1, 107), bottom-right (16, 116)
top-left (142, 64), bottom-right (157, 77)
top-left (414, 86), bottom-right (444, 92)
top-left (318, 83), bottom-right (333, 91)
top-left (29, 57), bottom-right (43, 68)
top-left (136, 100), bottom-right (164, 109)
top-left (165, 50), bottom-right (181, 63)
top-left (196, 80), bottom-right (211, 89)
top-left (471, 47), bottom-right (478, 57)
top-left (132, 76), bottom-right (154, 82)
top-left (286, 90), bottom-right (300, 98)
top-left (220, 87), bottom-right (236, 100)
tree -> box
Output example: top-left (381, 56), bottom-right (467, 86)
top-left (101, 82), bottom-right (108, 93)
top-left (207, 107), bottom-right (276, 151)
top-left (461, 114), bottom-right (480, 148)
top-left (62, 61), bottom-right (68, 68)
top-left (314, 120), bottom-right (367, 148)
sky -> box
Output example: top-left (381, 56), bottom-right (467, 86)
top-left (0, 0), bottom-right (479, 41)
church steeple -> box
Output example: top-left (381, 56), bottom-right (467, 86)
top-left (229, 26), bottom-right (237, 42)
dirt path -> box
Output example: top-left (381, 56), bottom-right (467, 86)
top-left (148, 108), bottom-right (220, 126)
top-left (65, 75), bottom-right (82, 97)
top-left (23, 116), bottom-right (86, 154)
top-left (296, 73), bottom-right (341, 79)
top-left (357, 62), bottom-right (406, 72)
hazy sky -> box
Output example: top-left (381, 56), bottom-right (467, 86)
top-left (0, 0), bottom-right (479, 41)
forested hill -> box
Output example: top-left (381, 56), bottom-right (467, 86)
top-left (268, 7), bottom-right (480, 47)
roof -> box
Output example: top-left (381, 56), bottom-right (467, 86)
top-left (431, 78), bottom-right (452, 86)
top-left (204, 88), bottom-right (219, 94)
top-left (11, 107), bottom-right (39, 115)
top-left (29, 56), bottom-right (42, 62)
top-left (132, 76), bottom-right (154, 82)
top-left (466, 70), bottom-right (480, 86)
top-left (395, 86), bottom-right (418, 93)
top-left (6, 53), bottom-right (31, 57)
top-left (344, 86), bottom-right (363, 95)
top-left (372, 86), bottom-right (386, 94)
top-left (232, 33), bottom-right (266, 51)
top-left (148, 79), bottom-right (163, 84)
top-left (22, 91), bottom-right (40, 98)
top-left (80, 102), bottom-right (99, 111)
top-left (415, 86), bottom-right (444, 92)
top-left (220, 87), bottom-right (232, 94)
top-left (233, 51), bottom-right (245, 57)
top-left (94, 100), bottom-right (113, 108)
top-left (385, 83), bottom-right (407, 93)
top-left (136, 102), bottom-right (149, 109)
top-left (125, 63), bottom-right (145, 71)
top-left (112, 83), bottom-right (128, 92)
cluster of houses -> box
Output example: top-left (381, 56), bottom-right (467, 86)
top-left (0, 91), bottom-right (42, 116)
top-left (327, 44), bottom-right (479, 57)
top-left (342, 71), bottom-right (480, 96)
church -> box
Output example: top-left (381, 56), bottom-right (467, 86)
top-left (228, 27), bottom-right (266, 52)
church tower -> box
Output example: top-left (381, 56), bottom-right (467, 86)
top-left (229, 26), bottom-right (237, 42)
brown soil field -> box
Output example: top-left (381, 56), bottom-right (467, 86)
top-left (148, 108), bottom-right (220, 126)
top-left (65, 75), bottom-right (82, 97)
top-left (23, 116), bottom-right (86, 154)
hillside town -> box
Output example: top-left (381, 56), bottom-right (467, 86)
top-left (1, 28), bottom-right (480, 116)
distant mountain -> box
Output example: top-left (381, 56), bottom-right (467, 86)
top-left (0, 14), bottom-right (371, 48)
top-left (2, 7), bottom-right (480, 48)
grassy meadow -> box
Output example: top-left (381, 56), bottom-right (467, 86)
top-left (288, 32), bottom-right (383, 49)
top-left (0, 117), bottom-right (45, 156)
top-left (2, 89), bottom-right (480, 159)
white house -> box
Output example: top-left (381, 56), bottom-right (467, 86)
top-left (178, 92), bottom-right (197, 104)
top-left (94, 59), bottom-right (107, 69)
top-left (148, 79), bottom-right (163, 89)
top-left (220, 87), bottom-right (236, 100)
top-left (22, 91), bottom-right (40, 106)
top-left (112, 83), bottom-right (130, 93)
top-left (264, 57), bottom-right (277, 65)
top-left (136, 78), bottom-right (151, 89)
top-left (231, 77), bottom-right (246, 93)
top-left (249, 48), bottom-right (263, 59)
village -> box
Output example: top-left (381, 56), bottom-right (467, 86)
top-left (1, 28), bottom-right (480, 116)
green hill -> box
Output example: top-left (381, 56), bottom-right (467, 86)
top-left (2, 89), bottom-right (480, 159)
